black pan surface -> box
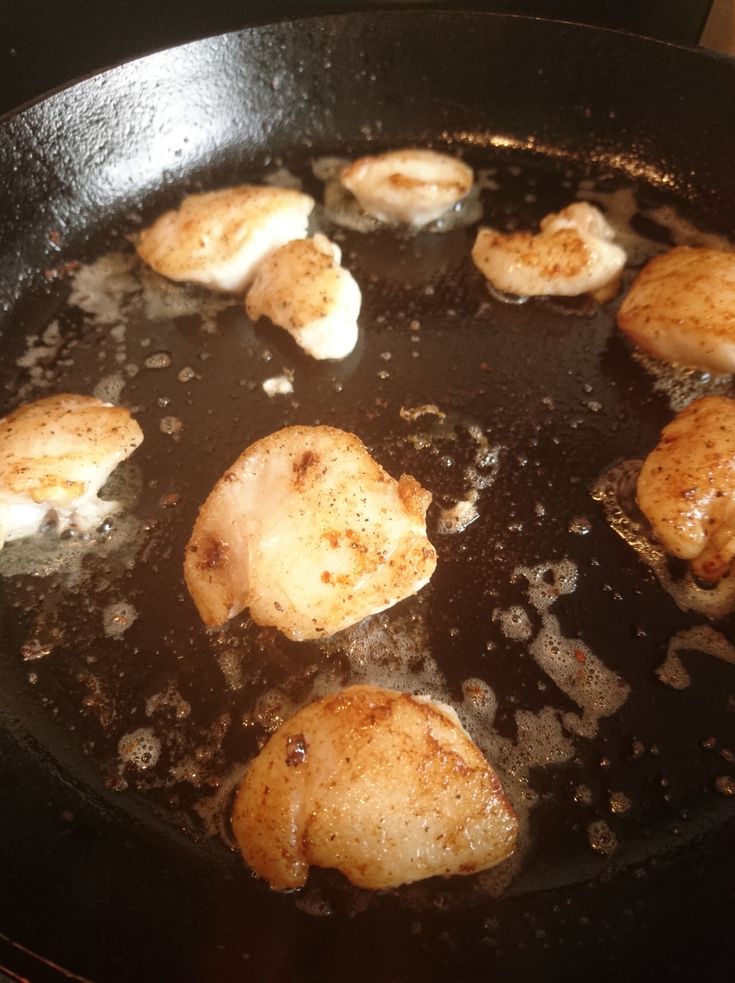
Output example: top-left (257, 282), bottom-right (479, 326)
top-left (0, 0), bottom-right (715, 118)
top-left (1, 12), bottom-right (734, 982)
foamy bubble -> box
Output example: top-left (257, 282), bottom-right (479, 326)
top-left (530, 612), bottom-right (629, 734)
top-left (145, 683), bottom-right (192, 720)
top-left (252, 688), bottom-right (298, 734)
top-left (490, 706), bottom-right (575, 779)
top-left (655, 651), bottom-right (691, 690)
top-left (656, 625), bottom-right (735, 689)
top-left (16, 321), bottom-right (63, 369)
top-left (216, 648), bottom-right (246, 691)
top-left (118, 728), bottom-right (160, 770)
top-left (492, 605), bottom-right (533, 642)
top-left (323, 608), bottom-right (447, 697)
top-left (513, 559), bottom-right (578, 612)
top-left (437, 497), bottom-right (479, 534)
top-left (586, 819), bottom-right (619, 856)
top-left (160, 415), bottom-right (183, 436)
top-left (574, 784), bottom-right (593, 806)
top-left (397, 407), bottom-right (500, 537)
top-left (631, 350), bottom-right (733, 412)
top-left (459, 678), bottom-right (498, 728)
top-left (102, 601), bottom-right (138, 639)
top-left (510, 559), bottom-right (630, 734)
top-left (68, 251), bottom-right (231, 328)
top-left (0, 508), bottom-right (144, 586)
top-left (644, 205), bottom-right (733, 252)
top-left (609, 791), bottom-right (632, 815)
top-left (69, 252), bottom-right (138, 324)
top-left (399, 404), bottom-right (446, 424)
top-left (144, 351), bottom-right (172, 370)
top-left (93, 372), bottom-right (126, 404)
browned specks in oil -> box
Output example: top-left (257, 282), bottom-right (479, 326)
top-left (293, 450), bottom-right (319, 488)
top-left (198, 537), bottom-right (227, 571)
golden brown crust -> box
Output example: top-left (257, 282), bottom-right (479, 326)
top-left (0, 394), bottom-right (142, 505)
top-left (637, 395), bottom-right (735, 580)
top-left (184, 426), bottom-right (436, 636)
top-left (232, 685), bottom-right (518, 891)
top-left (136, 184), bottom-right (314, 291)
top-left (474, 227), bottom-right (590, 280)
top-left (618, 246), bottom-right (735, 373)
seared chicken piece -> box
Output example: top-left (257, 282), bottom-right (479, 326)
top-left (617, 246), bottom-right (735, 373)
top-left (637, 396), bottom-right (735, 582)
top-left (340, 149), bottom-right (474, 227)
top-left (472, 202), bottom-right (626, 298)
top-left (0, 393), bottom-right (143, 548)
top-left (184, 426), bottom-right (437, 639)
top-left (136, 185), bottom-right (314, 293)
top-left (246, 234), bottom-right (361, 360)
top-left (232, 684), bottom-right (518, 890)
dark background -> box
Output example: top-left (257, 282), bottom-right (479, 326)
top-left (0, 1), bottom-right (715, 118)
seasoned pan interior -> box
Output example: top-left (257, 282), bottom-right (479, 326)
top-left (1, 13), bottom-right (734, 983)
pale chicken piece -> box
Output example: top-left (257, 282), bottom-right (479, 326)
top-left (184, 426), bottom-right (436, 639)
top-left (637, 396), bottom-right (735, 582)
top-left (472, 201), bottom-right (626, 298)
top-left (617, 246), bottom-right (735, 373)
top-left (135, 185), bottom-right (315, 293)
top-left (245, 234), bottom-right (361, 360)
top-left (232, 684), bottom-right (518, 891)
top-left (339, 149), bottom-right (474, 227)
top-left (0, 393), bottom-right (143, 548)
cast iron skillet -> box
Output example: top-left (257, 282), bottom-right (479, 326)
top-left (1, 12), bottom-right (735, 982)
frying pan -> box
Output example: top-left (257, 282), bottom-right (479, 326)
top-left (1, 11), bottom-right (735, 982)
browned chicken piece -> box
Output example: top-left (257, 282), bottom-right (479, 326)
top-left (637, 396), bottom-right (735, 582)
top-left (184, 426), bottom-right (437, 639)
top-left (340, 149), bottom-right (473, 227)
top-left (232, 685), bottom-right (518, 890)
top-left (0, 393), bottom-right (143, 548)
top-left (618, 246), bottom-right (735, 373)
top-left (472, 202), bottom-right (625, 298)
top-left (136, 185), bottom-right (314, 292)
top-left (245, 234), bottom-right (361, 360)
